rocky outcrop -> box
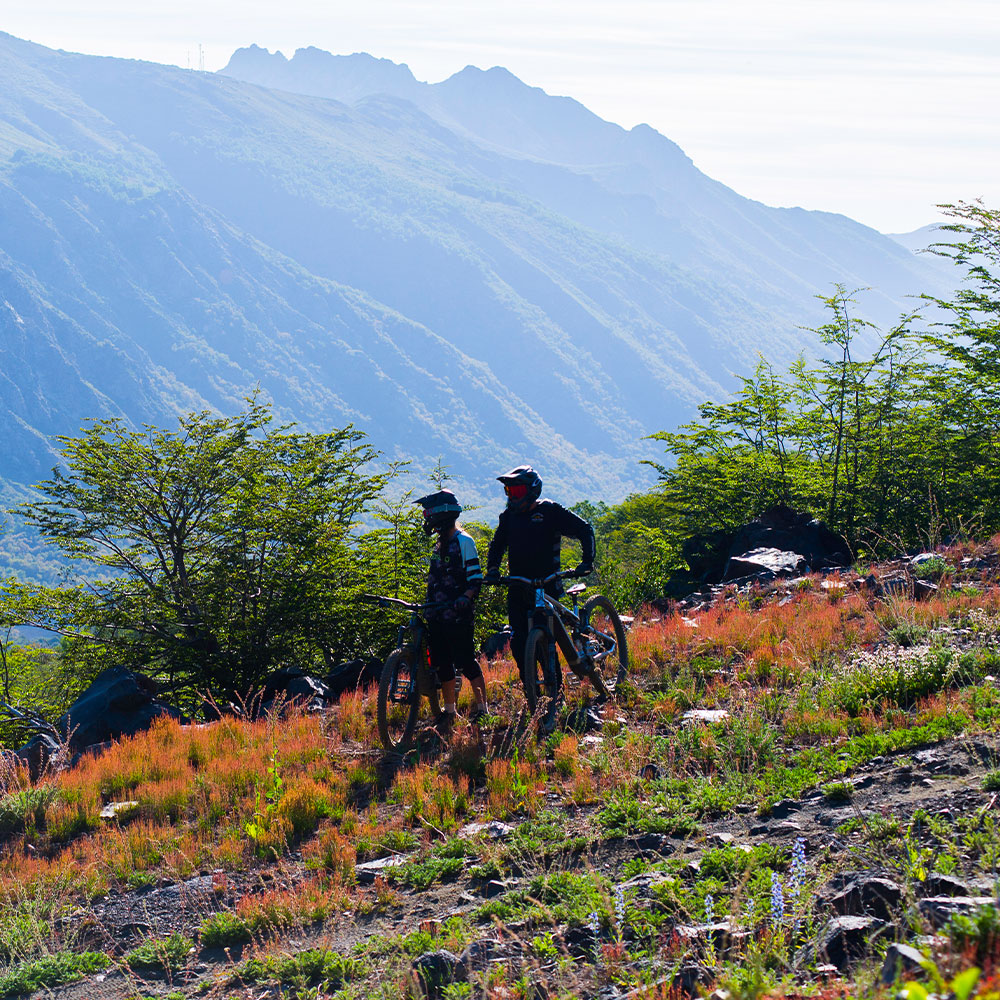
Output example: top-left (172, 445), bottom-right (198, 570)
top-left (682, 505), bottom-right (850, 586)
top-left (17, 665), bottom-right (183, 778)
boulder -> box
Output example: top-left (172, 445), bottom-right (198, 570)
top-left (796, 915), bottom-right (889, 971)
top-left (821, 872), bottom-right (903, 921)
top-left (920, 872), bottom-right (972, 898)
top-left (325, 658), bottom-right (382, 699)
top-left (481, 627), bottom-right (512, 659)
top-left (725, 547), bottom-right (807, 581)
top-left (14, 733), bottom-right (63, 782)
top-left (253, 667), bottom-right (331, 716)
top-left (411, 950), bottom-right (465, 998)
top-left (57, 666), bottom-right (183, 753)
top-left (918, 895), bottom-right (996, 928)
top-left (683, 506), bottom-right (850, 585)
top-left (880, 943), bottom-right (928, 985)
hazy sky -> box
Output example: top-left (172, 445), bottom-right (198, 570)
top-left (6, 0), bottom-right (998, 233)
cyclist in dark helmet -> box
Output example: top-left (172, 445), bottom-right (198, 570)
top-left (484, 466), bottom-right (595, 695)
top-left (415, 490), bottom-right (489, 733)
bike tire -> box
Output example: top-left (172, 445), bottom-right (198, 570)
top-left (377, 648), bottom-right (440, 753)
top-left (522, 628), bottom-right (561, 714)
top-left (580, 594), bottom-right (629, 691)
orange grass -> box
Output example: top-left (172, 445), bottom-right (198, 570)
top-left (390, 764), bottom-right (471, 832)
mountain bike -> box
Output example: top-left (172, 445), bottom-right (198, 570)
top-left (365, 595), bottom-right (450, 754)
top-left (491, 571), bottom-right (628, 716)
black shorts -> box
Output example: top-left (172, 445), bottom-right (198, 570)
top-left (426, 619), bottom-right (482, 685)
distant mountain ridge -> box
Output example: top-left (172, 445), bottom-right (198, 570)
top-left (0, 33), bottom-right (959, 564)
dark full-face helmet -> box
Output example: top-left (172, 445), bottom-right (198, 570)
top-left (497, 465), bottom-right (542, 513)
top-left (414, 490), bottom-right (462, 536)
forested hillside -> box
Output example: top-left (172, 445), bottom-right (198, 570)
top-left (0, 32), bottom-right (955, 539)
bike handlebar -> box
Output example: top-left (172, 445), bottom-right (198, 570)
top-left (487, 569), bottom-right (580, 588)
top-left (361, 594), bottom-right (449, 612)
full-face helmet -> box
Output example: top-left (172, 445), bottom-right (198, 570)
top-left (496, 465), bottom-right (542, 513)
top-left (414, 490), bottom-right (462, 536)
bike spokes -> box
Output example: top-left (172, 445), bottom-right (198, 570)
top-left (581, 595), bottom-right (629, 692)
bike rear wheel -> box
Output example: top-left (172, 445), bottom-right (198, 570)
top-left (580, 595), bottom-right (629, 692)
top-left (522, 628), bottom-right (562, 714)
top-left (377, 648), bottom-right (440, 753)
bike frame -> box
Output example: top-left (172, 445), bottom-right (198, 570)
top-left (364, 595), bottom-right (448, 700)
top-left (500, 573), bottom-right (621, 676)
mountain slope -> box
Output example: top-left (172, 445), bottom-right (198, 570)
top-left (0, 33), bottom-right (959, 534)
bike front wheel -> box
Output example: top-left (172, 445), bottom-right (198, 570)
top-left (522, 628), bottom-right (562, 714)
top-left (580, 595), bottom-right (629, 692)
top-left (377, 648), bottom-right (440, 754)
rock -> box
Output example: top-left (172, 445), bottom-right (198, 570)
top-left (56, 666), bottom-right (183, 753)
top-left (911, 552), bottom-right (940, 566)
top-left (253, 667), bottom-right (330, 716)
top-left (879, 575), bottom-right (911, 596)
top-left (918, 895), bottom-right (996, 928)
top-left (771, 821), bottom-right (803, 835)
top-left (914, 579), bottom-right (939, 601)
top-left (324, 657), bottom-right (381, 699)
top-left (458, 938), bottom-right (506, 974)
top-left (920, 873), bottom-right (971, 898)
top-left (706, 832), bottom-right (734, 846)
top-left (459, 820), bottom-right (514, 840)
top-left (768, 799), bottom-right (801, 819)
top-left (355, 853), bottom-right (413, 884)
top-left (796, 915), bottom-right (889, 971)
top-left (562, 922), bottom-right (599, 958)
top-left (15, 733), bottom-right (63, 781)
top-left (822, 872), bottom-right (903, 921)
top-left (674, 920), bottom-right (751, 956)
top-left (99, 801), bottom-right (139, 821)
top-left (670, 962), bottom-right (712, 997)
top-left (725, 547), bottom-right (807, 580)
top-left (479, 880), bottom-right (507, 899)
top-left (634, 832), bottom-right (669, 854)
top-left (640, 763), bottom-right (662, 781)
top-left (880, 942), bottom-right (928, 985)
top-left (412, 950), bottom-right (465, 997)
top-left (682, 709), bottom-right (729, 725)
top-left (481, 628), bottom-right (512, 659)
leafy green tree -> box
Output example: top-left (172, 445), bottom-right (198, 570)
top-left (3, 399), bottom-right (391, 701)
top-left (920, 201), bottom-right (1000, 531)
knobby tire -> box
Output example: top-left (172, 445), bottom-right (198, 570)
top-left (522, 628), bottom-right (561, 714)
top-left (377, 648), bottom-right (440, 754)
top-left (580, 594), bottom-right (629, 692)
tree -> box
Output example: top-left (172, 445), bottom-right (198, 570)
top-left (4, 399), bottom-right (392, 701)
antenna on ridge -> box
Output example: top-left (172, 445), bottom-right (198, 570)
top-left (198, 44), bottom-right (205, 72)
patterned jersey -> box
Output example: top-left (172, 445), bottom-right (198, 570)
top-left (425, 529), bottom-right (482, 623)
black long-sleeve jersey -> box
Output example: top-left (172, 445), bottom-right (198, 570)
top-left (486, 500), bottom-right (595, 581)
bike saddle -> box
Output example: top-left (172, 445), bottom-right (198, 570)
top-left (566, 582), bottom-right (587, 596)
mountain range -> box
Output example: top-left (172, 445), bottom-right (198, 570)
top-left (0, 34), bottom-right (959, 568)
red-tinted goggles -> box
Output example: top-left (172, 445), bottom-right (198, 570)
top-left (504, 484), bottom-right (528, 499)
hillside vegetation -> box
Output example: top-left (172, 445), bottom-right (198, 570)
top-left (0, 548), bottom-right (999, 998)
top-left (0, 205), bottom-right (997, 998)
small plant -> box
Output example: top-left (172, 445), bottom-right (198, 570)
top-left (822, 780), bottom-right (853, 803)
top-left (913, 556), bottom-right (948, 581)
top-left (124, 933), bottom-right (194, 973)
top-left (0, 951), bottom-right (110, 996)
top-left (244, 743), bottom-right (284, 856)
top-left (199, 911), bottom-right (252, 949)
top-left (983, 769), bottom-right (1000, 792)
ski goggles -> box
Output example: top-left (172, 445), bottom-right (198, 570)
top-left (503, 484), bottom-right (529, 500)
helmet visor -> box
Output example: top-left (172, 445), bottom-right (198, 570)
top-left (504, 483), bottom-right (528, 500)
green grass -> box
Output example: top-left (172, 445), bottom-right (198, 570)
top-left (123, 933), bottom-right (194, 973)
top-left (237, 948), bottom-right (364, 988)
top-left (0, 951), bottom-right (109, 997)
